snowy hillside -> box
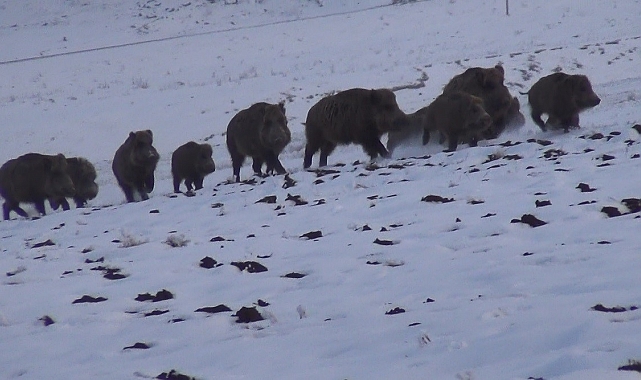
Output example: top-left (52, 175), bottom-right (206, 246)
top-left (1, 0), bottom-right (641, 379)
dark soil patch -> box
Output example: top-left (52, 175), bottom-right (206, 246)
top-left (231, 261), bottom-right (268, 273)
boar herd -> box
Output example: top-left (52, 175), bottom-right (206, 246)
top-left (0, 66), bottom-right (602, 220)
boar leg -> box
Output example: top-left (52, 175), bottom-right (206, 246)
top-left (73, 197), bottom-right (87, 208)
top-left (145, 174), bottom-right (155, 192)
top-left (265, 152), bottom-right (286, 175)
top-left (34, 199), bottom-right (47, 216)
top-left (184, 178), bottom-right (194, 192)
top-left (120, 183), bottom-right (136, 203)
top-left (531, 110), bottom-right (547, 131)
top-left (319, 142), bottom-right (337, 167)
top-left (173, 176), bottom-right (183, 193)
top-left (304, 141), bottom-right (321, 169)
top-left (361, 133), bottom-right (389, 160)
top-left (3, 202), bottom-right (24, 220)
top-left (194, 176), bottom-right (204, 191)
top-left (53, 198), bottom-right (71, 211)
top-left (252, 158), bottom-right (264, 177)
top-left (445, 131), bottom-right (459, 152)
top-left (422, 128), bottom-right (431, 145)
top-left (3, 202), bottom-right (29, 220)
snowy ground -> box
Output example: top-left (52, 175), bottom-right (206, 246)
top-left (1, 0), bottom-right (641, 379)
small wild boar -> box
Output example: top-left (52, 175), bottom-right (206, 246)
top-left (420, 92), bottom-right (493, 152)
top-left (0, 153), bottom-right (75, 220)
top-left (171, 141), bottom-right (216, 193)
top-left (226, 102), bottom-right (290, 182)
top-left (112, 130), bottom-right (160, 202)
top-left (525, 72), bottom-right (601, 132)
top-left (303, 88), bottom-right (409, 168)
top-left (50, 157), bottom-right (99, 210)
top-left (443, 64), bottom-right (525, 139)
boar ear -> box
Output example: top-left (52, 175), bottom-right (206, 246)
top-left (278, 101), bottom-right (286, 115)
top-left (146, 129), bottom-right (153, 138)
top-left (129, 131), bottom-right (136, 138)
top-left (494, 65), bottom-right (505, 75)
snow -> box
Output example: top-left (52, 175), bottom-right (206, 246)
top-left (1, 0), bottom-right (641, 379)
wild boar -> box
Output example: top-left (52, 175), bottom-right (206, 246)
top-left (226, 102), bottom-right (290, 182)
top-left (525, 72), bottom-right (601, 132)
top-left (420, 92), bottom-right (493, 152)
top-left (112, 130), bottom-right (160, 202)
top-left (0, 153), bottom-right (75, 220)
top-left (443, 64), bottom-right (525, 139)
top-left (50, 157), bottom-right (98, 210)
top-left (171, 141), bottom-right (216, 192)
top-left (303, 88), bottom-right (409, 168)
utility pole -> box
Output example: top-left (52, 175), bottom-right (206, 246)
top-left (506, 0), bottom-right (509, 16)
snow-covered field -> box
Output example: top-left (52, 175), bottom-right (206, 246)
top-left (1, 0), bottom-right (641, 379)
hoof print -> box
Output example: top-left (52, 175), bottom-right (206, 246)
top-left (535, 200), bottom-right (551, 208)
top-left (135, 289), bottom-right (174, 302)
top-left (300, 230), bottom-right (323, 240)
top-left (144, 309), bottom-right (169, 317)
top-left (591, 304), bottom-right (638, 313)
top-left (195, 304), bottom-right (232, 314)
top-left (286, 193), bottom-right (308, 206)
top-left (601, 206), bottom-right (622, 217)
top-left (576, 183), bottom-right (596, 192)
top-left (157, 370), bottom-right (196, 380)
top-left (231, 261), bottom-right (268, 273)
top-left (385, 307), bottom-right (405, 315)
top-left (511, 214), bottom-right (547, 227)
top-left (234, 306), bottom-right (264, 323)
top-left (282, 272), bottom-right (306, 279)
top-left (618, 360), bottom-right (641, 373)
top-left (282, 174), bottom-right (297, 189)
top-left (31, 239), bottom-right (55, 249)
top-left (527, 138), bottom-right (553, 146)
top-left (421, 195), bottom-right (454, 203)
top-left (199, 256), bottom-right (222, 269)
top-left (123, 342), bottom-right (150, 350)
top-left (73, 295), bottom-right (107, 304)
top-left (256, 195), bottom-right (277, 204)
top-left (39, 315), bottom-right (55, 326)
top-left (373, 238), bottom-right (396, 246)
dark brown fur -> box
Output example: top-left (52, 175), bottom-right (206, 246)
top-left (171, 141), bottom-right (216, 192)
top-left (0, 153), bottom-right (75, 220)
top-left (50, 157), bottom-right (99, 210)
top-left (226, 102), bottom-right (291, 182)
top-left (112, 130), bottom-right (160, 202)
top-left (420, 92), bottom-right (493, 152)
top-left (303, 88), bottom-right (409, 168)
top-left (443, 65), bottom-right (525, 139)
top-left (525, 72), bottom-right (601, 132)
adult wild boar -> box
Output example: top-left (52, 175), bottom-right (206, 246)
top-left (443, 64), bottom-right (525, 139)
top-left (171, 141), bottom-right (216, 192)
top-left (303, 88), bottom-right (409, 168)
top-left (524, 72), bottom-right (601, 132)
top-left (50, 157), bottom-right (99, 210)
top-left (0, 153), bottom-right (75, 220)
top-left (112, 130), bottom-right (160, 202)
top-left (226, 102), bottom-right (290, 182)
top-left (420, 92), bottom-right (493, 152)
